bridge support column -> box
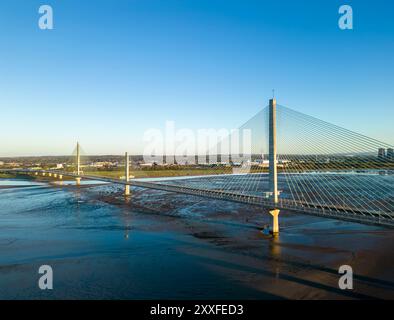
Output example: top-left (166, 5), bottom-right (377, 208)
top-left (269, 98), bottom-right (278, 203)
top-left (35, 172), bottom-right (38, 176)
top-left (269, 209), bottom-right (280, 235)
top-left (75, 141), bottom-right (81, 186)
top-left (59, 175), bottom-right (63, 180)
top-left (48, 173), bottom-right (52, 177)
top-left (268, 98), bottom-right (280, 235)
top-left (76, 142), bottom-right (81, 176)
top-left (42, 172), bottom-right (46, 176)
top-left (54, 173), bottom-right (57, 178)
top-left (125, 152), bottom-right (130, 196)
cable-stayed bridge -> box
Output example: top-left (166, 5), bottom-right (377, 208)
top-left (2, 100), bottom-right (393, 230)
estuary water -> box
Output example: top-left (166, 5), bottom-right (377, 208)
top-left (0, 177), bottom-right (393, 299)
top-left (0, 178), bottom-right (275, 299)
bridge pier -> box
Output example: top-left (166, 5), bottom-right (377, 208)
top-left (76, 177), bottom-right (81, 186)
top-left (59, 175), bottom-right (63, 180)
top-left (35, 172), bottom-right (38, 176)
top-left (48, 173), bottom-right (52, 177)
top-left (42, 172), bottom-right (46, 176)
top-left (53, 173), bottom-right (57, 178)
top-left (125, 184), bottom-right (130, 196)
top-left (269, 209), bottom-right (280, 235)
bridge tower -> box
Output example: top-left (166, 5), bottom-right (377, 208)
top-left (75, 142), bottom-right (81, 186)
top-left (125, 152), bottom-right (130, 196)
top-left (268, 98), bottom-right (280, 235)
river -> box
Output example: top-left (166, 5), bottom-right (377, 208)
top-left (0, 177), bottom-right (393, 299)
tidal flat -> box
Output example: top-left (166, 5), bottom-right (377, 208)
top-left (0, 178), bottom-right (393, 299)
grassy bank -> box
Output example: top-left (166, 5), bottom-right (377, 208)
top-left (82, 166), bottom-right (271, 179)
top-left (0, 173), bottom-right (16, 179)
top-left (83, 168), bottom-right (234, 179)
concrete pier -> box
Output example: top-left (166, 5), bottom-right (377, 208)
top-left (269, 209), bottom-right (280, 235)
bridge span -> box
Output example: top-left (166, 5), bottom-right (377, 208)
top-left (2, 168), bottom-right (393, 229)
top-left (1, 100), bottom-right (393, 231)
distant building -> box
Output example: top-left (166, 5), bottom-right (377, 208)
top-left (6, 162), bottom-right (21, 167)
top-left (258, 160), bottom-right (270, 168)
top-left (387, 148), bottom-right (394, 161)
top-left (378, 148), bottom-right (386, 160)
top-left (378, 148), bottom-right (394, 161)
top-left (139, 163), bottom-right (154, 168)
top-left (90, 161), bottom-right (118, 168)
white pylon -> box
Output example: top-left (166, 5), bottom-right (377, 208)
top-left (268, 98), bottom-right (280, 234)
top-left (125, 152), bottom-right (130, 196)
top-left (76, 142), bottom-right (81, 186)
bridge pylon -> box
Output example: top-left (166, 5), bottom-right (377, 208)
top-left (76, 142), bottom-right (81, 186)
top-left (268, 98), bottom-right (280, 235)
top-left (125, 152), bottom-right (130, 196)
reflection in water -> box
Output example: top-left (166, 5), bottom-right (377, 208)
top-left (0, 179), bottom-right (43, 187)
top-left (269, 234), bottom-right (281, 258)
top-left (74, 189), bottom-right (83, 222)
top-left (269, 235), bottom-right (281, 279)
top-left (124, 195), bottom-right (132, 205)
top-left (51, 180), bottom-right (108, 186)
top-left (122, 209), bottom-right (132, 240)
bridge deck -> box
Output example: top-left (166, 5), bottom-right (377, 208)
top-left (2, 169), bottom-right (393, 228)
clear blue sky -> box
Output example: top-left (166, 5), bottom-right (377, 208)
top-left (0, 0), bottom-right (393, 156)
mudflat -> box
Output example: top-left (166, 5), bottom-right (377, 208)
top-left (0, 180), bottom-right (393, 299)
